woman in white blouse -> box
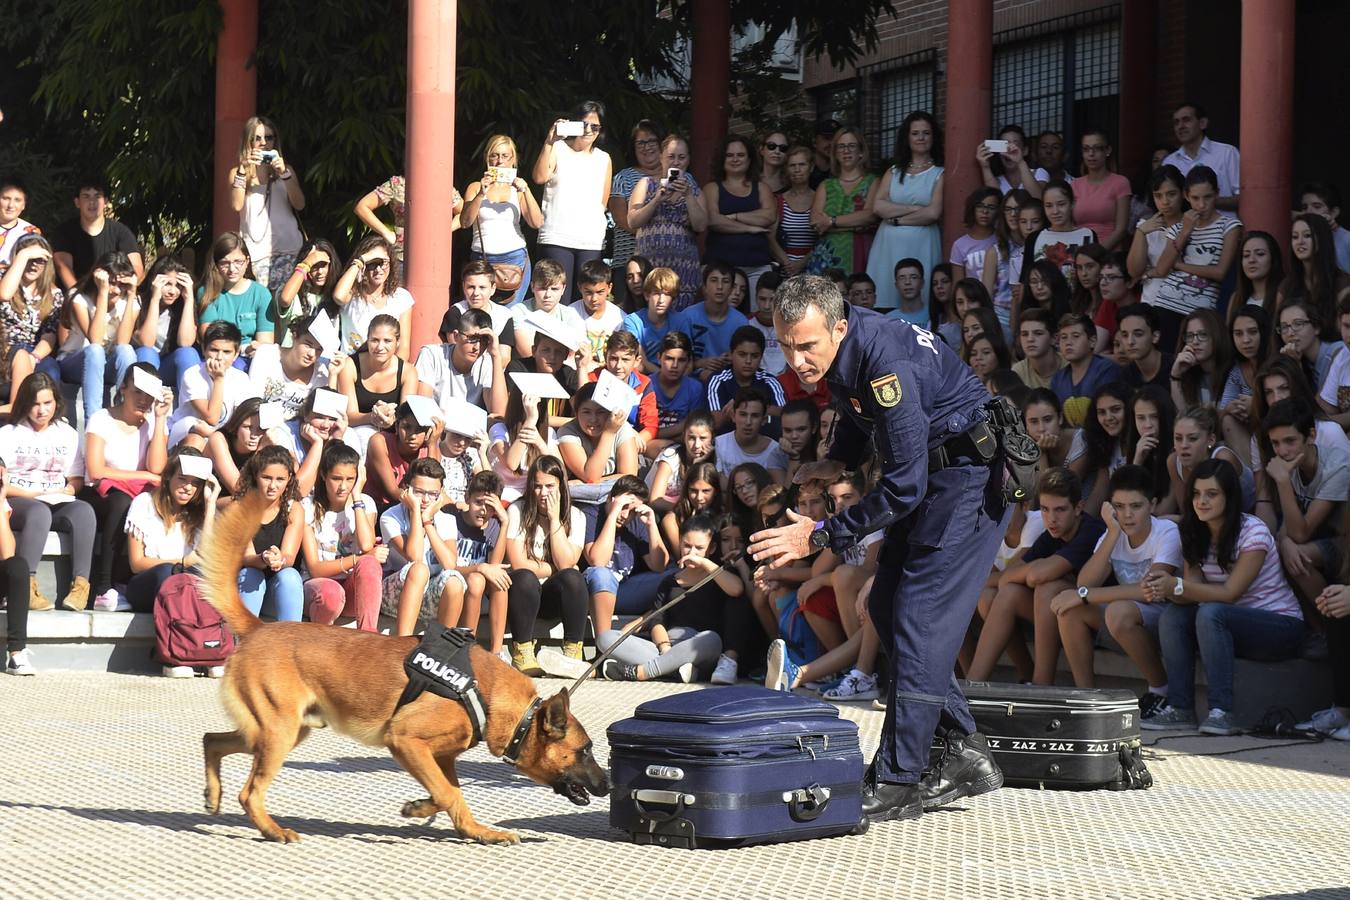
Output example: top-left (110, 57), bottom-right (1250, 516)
top-left (532, 101), bottom-right (612, 302)
top-left (332, 236), bottom-right (414, 358)
top-left (462, 135), bottom-right (544, 306)
top-left (124, 446), bottom-right (218, 614)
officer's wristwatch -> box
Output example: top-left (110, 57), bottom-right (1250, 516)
top-left (1077, 585), bottom-right (1090, 605)
top-left (808, 521), bottom-right (831, 552)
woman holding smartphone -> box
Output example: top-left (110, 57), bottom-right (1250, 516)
top-left (628, 134), bottom-right (707, 310)
top-left (228, 116), bottom-right (305, 292)
top-left (461, 135), bottom-right (543, 307)
top-left (532, 101), bottom-right (612, 301)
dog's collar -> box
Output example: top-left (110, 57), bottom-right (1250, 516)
top-left (502, 697), bottom-right (541, 767)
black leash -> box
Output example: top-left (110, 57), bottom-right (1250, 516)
top-left (567, 552), bottom-right (743, 695)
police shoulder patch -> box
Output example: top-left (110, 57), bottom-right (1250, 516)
top-left (870, 373), bottom-right (902, 408)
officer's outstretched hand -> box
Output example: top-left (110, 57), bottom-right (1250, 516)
top-left (749, 508), bottom-right (817, 569)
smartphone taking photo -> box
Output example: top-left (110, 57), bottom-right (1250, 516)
top-left (556, 121), bottom-right (585, 138)
top-left (983, 139), bottom-right (1009, 153)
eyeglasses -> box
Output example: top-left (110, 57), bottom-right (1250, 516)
top-left (1279, 319), bottom-right (1312, 334)
top-left (582, 123), bottom-right (602, 134)
top-left (365, 259), bottom-right (389, 271)
top-left (835, 142), bottom-right (861, 152)
top-left (410, 488), bottom-right (442, 500)
top-left (217, 259), bottom-right (248, 271)
top-left (635, 138), bottom-right (659, 148)
top-left (1183, 332), bottom-right (1211, 344)
top-left (763, 141), bottom-right (789, 152)
top-left (27, 259), bottom-right (47, 268)
top-left (1081, 144), bottom-right (1109, 153)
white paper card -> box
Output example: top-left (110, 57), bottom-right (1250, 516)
top-left (489, 165), bottom-right (517, 184)
top-left (312, 389), bottom-right (347, 419)
top-left (593, 369), bottom-right (639, 417)
top-left (306, 313), bottom-right (342, 358)
top-left (440, 397), bottom-right (488, 437)
top-left (522, 310), bottom-right (581, 352)
top-left (178, 455), bottom-right (214, 481)
top-left (259, 402), bottom-right (286, 430)
top-left (131, 367), bottom-right (163, 398)
top-left (509, 371), bottom-right (572, 400)
top-left (405, 395), bottom-right (441, 429)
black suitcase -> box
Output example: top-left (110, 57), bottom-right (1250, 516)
top-left (607, 685), bottom-right (869, 848)
top-left (963, 681), bottom-right (1153, 790)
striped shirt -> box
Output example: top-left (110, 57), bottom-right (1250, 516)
top-left (706, 368), bottom-right (788, 413)
top-left (1153, 215), bottom-right (1242, 315)
top-left (776, 195), bottom-right (816, 258)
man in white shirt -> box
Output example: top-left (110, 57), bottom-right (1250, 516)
top-left (1163, 102), bottom-right (1240, 210)
top-left (414, 308), bottom-right (506, 417)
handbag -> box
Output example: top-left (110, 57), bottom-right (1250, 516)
top-left (474, 207), bottom-right (525, 292)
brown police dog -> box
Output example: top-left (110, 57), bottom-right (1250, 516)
top-left (197, 492), bottom-right (609, 844)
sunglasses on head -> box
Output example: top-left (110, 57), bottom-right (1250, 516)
top-left (763, 141), bottom-right (789, 152)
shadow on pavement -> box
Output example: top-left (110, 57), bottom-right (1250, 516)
top-left (281, 757), bottom-right (543, 791)
top-left (496, 808), bottom-right (614, 841)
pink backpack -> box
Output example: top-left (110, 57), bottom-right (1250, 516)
top-left (153, 573), bottom-right (235, 668)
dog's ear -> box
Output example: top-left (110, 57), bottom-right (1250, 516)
top-left (541, 688), bottom-right (570, 739)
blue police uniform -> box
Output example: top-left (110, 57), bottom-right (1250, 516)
top-left (818, 304), bottom-right (1010, 785)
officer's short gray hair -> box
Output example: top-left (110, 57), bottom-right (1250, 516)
top-left (774, 275), bottom-right (846, 331)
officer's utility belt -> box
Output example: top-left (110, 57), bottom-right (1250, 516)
top-left (928, 395), bottom-right (1040, 504)
top-left (395, 626), bottom-right (488, 745)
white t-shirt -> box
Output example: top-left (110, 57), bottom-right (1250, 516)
top-left (1092, 517), bottom-right (1183, 585)
top-left (56, 291), bottom-right (130, 356)
top-left (1319, 347), bottom-right (1350, 413)
top-left (124, 492), bottom-right (197, 559)
top-left (557, 419), bottom-right (636, 478)
top-left (1137, 221), bottom-right (1171, 307)
top-left (506, 501), bottom-right (585, 576)
top-left (304, 493), bottom-right (375, 568)
top-left (453, 298), bottom-right (514, 338)
top-left (512, 302), bottom-right (586, 347)
top-left (167, 363), bottom-right (259, 444)
top-left (1290, 443), bottom-right (1350, 513)
top-left (85, 408), bottom-right (154, 473)
top-left (569, 301), bottom-right (626, 362)
top-left (340, 287), bottom-right (415, 354)
top-left (0, 421), bottom-right (85, 492)
top-left (379, 504), bottom-right (459, 575)
top-left (713, 431), bottom-right (789, 479)
top-left (995, 509), bottom-right (1047, 570)
top-left (248, 343), bottom-right (328, 420)
top-left (537, 142), bottom-right (611, 250)
top-left (646, 444), bottom-right (687, 504)
top-left (748, 318), bottom-right (787, 375)
top-left (414, 342), bottom-right (494, 410)
top-left (841, 531), bottom-right (883, 568)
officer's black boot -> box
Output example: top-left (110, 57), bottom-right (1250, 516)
top-left (861, 750), bottom-right (924, 822)
top-left (920, 730), bottom-right (1003, 809)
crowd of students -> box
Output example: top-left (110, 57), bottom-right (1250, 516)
top-left (0, 100), bottom-right (1346, 743)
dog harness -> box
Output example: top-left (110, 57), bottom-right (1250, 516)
top-left (395, 627), bottom-right (489, 745)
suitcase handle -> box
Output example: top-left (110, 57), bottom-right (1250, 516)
top-left (632, 789), bottom-right (694, 823)
top-left (783, 783), bottom-right (831, 822)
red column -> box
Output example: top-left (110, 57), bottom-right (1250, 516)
top-left (1117, 0), bottom-right (1158, 178)
top-left (212, 0), bottom-right (258, 239)
top-left (405, 0), bottom-right (457, 357)
top-left (1238, 0), bottom-right (1294, 240)
top-left (942, 0), bottom-right (993, 247)
top-left (689, 0), bottom-right (731, 184)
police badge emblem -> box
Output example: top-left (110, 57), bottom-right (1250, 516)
top-left (870, 373), bottom-right (901, 408)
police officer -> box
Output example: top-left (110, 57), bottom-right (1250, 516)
top-left (749, 275), bottom-right (1012, 823)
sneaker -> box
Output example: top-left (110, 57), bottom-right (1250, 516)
top-left (92, 589), bottom-right (120, 612)
top-left (1138, 691), bottom-right (1167, 720)
top-left (825, 670), bottom-right (881, 701)
top-left (805, 674), bottom-right (843, 693)
top-left (764, 639), bottom-right (800, 692)
top-left (710, 654), bottom-right (738, 685)
top-left (206, 666), bottom-right (226, 679)
top-left (1198, 708), bottom-right (1241, 736)
top-left (28, 575), bottom-right (52, 611)
top-left (602, 658), bottom-right (639, 682)
top-left (676, 662), bottom-right (695, 684)
top-left (1329, 722), bottom-right (1350, 742)
top-left (6, 649), bottom-right (35, 676)
top-left (162, 665), bottom-right (194, 678)
top-left (510, 641), bottom-right (544, 677)
top-left (561, 640), bottom-right (586, 661)
top-left (1296, 707), bottom-right (1350, 735)
top-left (62, 576), bottom-right (91, 612)
top-left (537, 646), bottom-right (592, 680)
top-left (495, 647), bottom-right (511, 665)
top-left (1140, 704), bottom-right (1197, 731)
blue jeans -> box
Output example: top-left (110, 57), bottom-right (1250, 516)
top-left (239, 566), bottom-right (304, 622)
top-left (135, 345), bottom-right (202, 399)
top-left (583, 567), bottom-right (666, 615)
top-left (37, 344), bottom-right (137, 422)
top-left (1159, 602), bottom-right (1305, 712)
top-left (472, 246), bottom-right (532, 307)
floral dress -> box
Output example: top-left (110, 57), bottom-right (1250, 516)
top-left (807, 174), bottom-right (877, 275)
top-left (0, 287), bottom-right (64, 373)
top-left (633, 173), bottom-right (704, 310)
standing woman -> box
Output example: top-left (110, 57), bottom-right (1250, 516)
top-left (123, 447), bottom-right (216, 616)
top-left (0, 234), bottom-right (64, 416)
top-left (807, 127), bottom-right (880, 276)
top-left (770, 146), bottom-right (819, 277)
top-left (1071, 129), bottom-right (1132, 251)
top-left (275, 239), bottom-right (342, 346)
top-left (231, 444), bottom-right (305, 623)
top-left (532, 101), bottom-right (613, 301)
top-left (332, 235), bottom-right (413, 358)
top-left (131, 256), bottom-right (200, 396)
top-left (462, 135), bottom-right (544, 307)
top-left (195, 233), bottom-right (275, 361)
top-left (703, 135), bottom-right (777, 296)
top-left (1229, 231), bottom-right (1284, 325)
top-left (354, 175), bottom-right (462, 279)
top-left (1278, 214), bottom-right (1350, 340)
top-left (504, 455), bottom-right (589, 676)
top-left (0, 373), bottom-right (96, 611)
top-left (81, 362), bottom-right (171, 610)
top-left (867, 111), bottom-right (944, 312)
top-left (628, 135), bottom-right (707, 310)
top-left (609, 120), bottom-right (665, 292)
top-left (301, 442), bottom-right (387, 633)
top-left (228, 116), bottom-right (305, 292)
top-left (758, 130), bottom-right (790, 194)
top-left (1127, 165), bottom-right (1187, 310)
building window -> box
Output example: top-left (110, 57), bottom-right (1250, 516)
top-left (859, 50), bottom-right (936, 166)
top-left (992, 7), bottom-right (1120, 146)
top-left (816, 81), bottom-right (860, 128)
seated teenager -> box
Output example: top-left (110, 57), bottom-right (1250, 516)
top-left (337, 314), bottom-right (419, 461)
top-left (488, 388), bottom-right (558, 503)
top-left (206, 397), bottom-right (266, 495)
top-left (1141, 459), bottom-right (1306, 735)
top-left (569, 260), bottom-right (626, 368)
top-left (658, 460), bottom-right (723, 559)
top-left (1170, 309), bottom-right (1231, 411)
top-left (648, 331), bottom-right (708, 457)
top-left (450, 471), bottom-right (513, 656)
top-left (196, 233), bottom-right (275, 363)
top-left (1066, 381), bottom-right (1131, 510)
top-left (231, 445), bottom-right (305, 623)
top-left (365, 400), bottom-right (437, 512)
top-left (124, 447), bottom-right (217, 623)
top-left (268, 387), bottom-right (349, 496)
top-left (1220, 306), bottom-right (1271, 470)
top-left (301, 442), bottom-right (387, 633)
top-left (748, 271), bottom-right (787, 374)
top-left (1011, 308), bottom-right (1062, 391)
top-left (82, 362), bottom-right (172, 610)
top-left (414, 307), bottom-right (508, 419)
top-left (712, 388), bottom-right (788, 485)
top-left (130, 254), bottom-right (201, 397)
top-left (687, 262), bottom-right (750, 381)
top-left (1049, 465), bottom-right (1181, 708)
top-left (247, 319), bottom-right (336, 421)
top-left (504, 313), bottom-right (587, 429)
top-left (0, 458), bottom-right (36, 674)
top-left (967, 468), bottom-right (1106, 685)
top-left (750, 481), bottom-right (829, 652)
top-left (647, 409), bottom-right (715, 512)
top-left (556, 382), bottom-right (640, 496)
top-left (1050, 312), bottom-right (1125, 427)
top-left (777, 399), bottom-right (820, 484)
top-left (583, 474), bottom-right (670, 636)
top-left (1167, 404), bottom-right (1254, 517)
top-left (587, 329), bottom-right (659, 453)
top-left (727, 461), bottom-right (773, 536)
top-left (1116, 304), bottom-right (1174, 391)
top-left (0, 372), bottom-right (96, 611)
top-left (1277, 300), bottom-right (1341, 394)
top-left (503, 455), bottom-right (589, 678)
top-left (444, 260), bottom-right (515, 361)
top-left (379, 458), bottom-right (464, 636)
top-left (598, 514), bottom-right (743, 683)
top-left (166, 321), bottom-right (260, 448)
top-left (1022, 388), bottom-right (1078, 471)
top-left (439, 417), bottom-right (490, 509)
top-left (618, 265), bottom-right (690, 375)
top-left (1121, 384), bottom-right (1177, 514)
top-left (706, 325), bottom-right (788, 435)
top-left (511, 258), bottom-right (585, 359)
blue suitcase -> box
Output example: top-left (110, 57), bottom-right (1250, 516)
top-left (607, 685), bottom-right (868, 848)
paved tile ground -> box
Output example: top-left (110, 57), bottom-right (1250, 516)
top-left (1, 673), bottom-right (1347, 899)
